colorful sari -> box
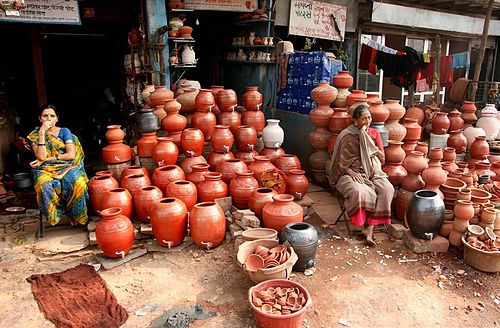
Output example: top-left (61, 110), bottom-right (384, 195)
top-left (27, 128), bottom-right (89, 226)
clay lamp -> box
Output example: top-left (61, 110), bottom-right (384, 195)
top-left (270, 245), bottom-right (286, 253)
top-left (276, 288), bottom-right (287, 297)
top-left (291, 304), bottom-right (303, 312)
top-left (252, 297), bottom-right (263, 307)
top-left (485, 227), bottom-right (497, 241)
top-left (261, 304), bottom-right (273, 314)
top-left (277, 297), bottom-right (287, 306)
top-left (245, 254), bottom-right (264, 272)
top-left (265, 287), bottom-right (276, 295)
top-left (286, 295), bottom-right (298, 306)
top-left (467, 225), bottom-right (485, 238)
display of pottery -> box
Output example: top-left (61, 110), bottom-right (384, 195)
top-left (102, 125), bottom-right (133, 164)
top-left (150, 198), bottom-right (188, 247)
top-left (96, 207), bottom-right (134, 258)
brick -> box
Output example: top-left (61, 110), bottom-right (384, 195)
top-left (89, 231), bottom-right (97, 245)
top-left (241, 215), bottom-right (261, 228)
top-left (232, 209), bottom-right (255, 221)
top-left (229, 223), bottom-right (243, 239)
top-left (403, 230), bottom-right (449, 253)
top-left (215, 197), bottom-right (233, 214)
top-left (140, 223), bottom-right (153, 235)
top-left (387, 224), bottom-right (408, 240)
top-left (87, 221), bottom-right (97, 232)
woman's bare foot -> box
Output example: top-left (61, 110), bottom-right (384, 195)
top-left (365, 224), bottom-right (376, 246)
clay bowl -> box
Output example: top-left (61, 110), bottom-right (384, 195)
top-left (255, 245), bottom-right (270, 256)
top-left (467, 224), bottom-right (485, 237)
top-left (270, 245), bottom-right (286, 254)
top-left (179, 26), bottom-right (193, 38)
top-left (485, 227), bottom-right (497, 241)
top-left (469, 188), bottom-right (492, 204)
top-left (246, 254), bottom-right (265, 272)
top-left (440, 178), bottom-right (467, 193)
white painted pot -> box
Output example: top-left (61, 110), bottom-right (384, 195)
top-left (262, 119), bottom-right (284, 149)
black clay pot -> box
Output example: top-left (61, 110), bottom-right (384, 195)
top-left (137, 108), bottom-right (160, 132)
top-left (407, 190), bottom-right (445, 239)
top-left (280, 222), bottom-right (318, 271)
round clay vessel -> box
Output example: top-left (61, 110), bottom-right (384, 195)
top-left (211, 125), bottom-right (234, 153)
top-left (230, 171), bottom-right (259, 209)
top-left (181, 128), bottom-right (204, 156)
top-left (403, 151), bottom-right (428, 173)
top-left (262, 194), bottom-right (304, 234)
top-left (431, 112), bottom-right (451, 135)
top-left (454, 200), bottom-right (474, 221)
top-left (249, 187), bottom-right (278, 219)
top-left (309, 106), bottom-right (333, 129)
top-left (447, 130), bottom-right (467, 154)
top-left (186, 163), bottom-right (210, 185)
top-left (192, 110), bottom-right (217, 141)
top-left (274, 154), bottom-right (301, 175)
top-left (242, 110), bottom-right (265, 135)
top-left (88, 175), bottom-right (119, 214)
top-left (134, 186), bottom-right (163, 222)
top-left (243, 86), bottom-right (263, 111)
top-left (235, 125), bottom-right (258, 151)
top-left (190, 202), bottom-right (226, 249)
top-left (448, 109), bottom-right (464, 131)
top-left (382, 162), bottom-right (407, 186)
top-left (208, 151), bottom-right (235, 171)
top-left (96, 207), bottom-right (134, 258)
top-left (346, 90), bottom-right (367, 107)
top-left (311, 81), bottom-right (338, 106)
top-left (216, 158), bottom-right (248, 184)
top-left (137, 132), bottom-right (158, 157)
top-left (180, 155), bottom-right (207, 176)
top-left (332, 70), bottom-right (353, 89)
top-left (217, 110), bottom-right (241, 134)
top-left (149, 86), bottom-right (174, 107)
top-left (176, 87), bottom-right (198, 113)
top-left (194, 89), bottom-right (215, 111)
top-left (385, 141), bottom-right (406, 163)
top-left (197, 172), bottom-right (228, 202)
top-left (216, 89), bottom-right (238, 111)
top-left (414, 142), bottom-right (428, 157)
top-left (260, 147), bottom-right (285, 163)
top-left (105, 125), bottom-right (125, 143)
top-left (152, 137), bottom-right (178, 167)
top-left (120, 166), bottom-right (150, 183)
top-left (328, 108), bottom-right (351, 134)
top-left (150, 198), bottom-right (188, 247)
top-left (369, 101), bottom-right (390, 123)
top-left (161, 108), bottom-right (187, 133)
top-left (470, 136), bottom-right (489, 160)
top-left (121, 173), bottom-right (152, 197)
top-left (405, 106), bottom-right (425, 125)
top-left (286, 169), bottom-right (308, 200)
top-left (152, 165), bottom-right (185, 194)
top-left (165, 180), bottom-right (197, 211)
top-left (309, 127), bottom-right (332, 150)
top-left (101, 188), bottom-right (133, 219)
top-left (248, 155), bottom-right (276, 182)
top-left (403, 118), bottom-right (422, 141)
top-left (236, 150), bottom-right (259, 165)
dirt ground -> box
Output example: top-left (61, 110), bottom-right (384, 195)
top-left (0, 187), bottom-right (499, 328)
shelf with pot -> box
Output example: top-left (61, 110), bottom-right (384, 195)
top-left (168, 38), bottom-right (195, 43)
top-left (235, 19), bottom-right (275, 26)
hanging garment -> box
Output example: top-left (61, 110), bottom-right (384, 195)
top-left (416, 79), bottom-right (428, 92)
top-left (367, 39), bottom-right (398, 55)
top-left (390, 46), bottom-right (423, 89)
top-left (359, 44), bottom-right (378, 74)
top-left (440, 55), bottom-right (454, 88)
top-left (451, 52), bottom-right (470, 69)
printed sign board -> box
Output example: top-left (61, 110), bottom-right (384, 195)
top-left (184, 0), bottom-right (258, 12)
top-left (0, 0), bottom-right (81, 25)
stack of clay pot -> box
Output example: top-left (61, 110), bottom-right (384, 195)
top-left (369, 101), bottom-right (390, 147)
top-left (235, 125), bottom-right (259, 165)
top-left (102, 125), bottom-right (133, 171)
top-left (384, 100), bottom-right (406, 143)
top-left (460, 101), bottom-right (478, 128)
top-left (149, 85), bottom-right (174, 121)
top-left (383, 140), bottom-right (407, 187)
top-left (260, 119), bottom-right (286, 164)
top-left (309, 81), bottom-right (337, 184)
top-left (401, 118), bottom-right (422, 157)
top-left (241, 86), bottom-right (266, 150)
top-left (175, 83), bottom-right (199, 124)
top-left (440, 178), bottom-right (467, 211)
top-left (401, 151), bottom-right (428, 194)
top-left (476, 104), bottom-right (500, 141)
top-left (448, 198), bottom-right (475, 246)
top-left (136, 108), bottom-right (159, 174)
top-left (446, 109), bottom-right (467, 159)
top-left (468, 135), bottom-right (490, 169)
top-left (162, 98), bottom-right (187, 150)
top-left (216, 89), bottom-right (241, 135)
top-left (332, 70), bottom-right (352, 108)
top-left (429, 111), bottom-right (450, 149)
top-left (210, 125), bottom-right (235, 171)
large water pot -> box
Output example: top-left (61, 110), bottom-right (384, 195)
top-left (407, 190), bottom-right (445, 239)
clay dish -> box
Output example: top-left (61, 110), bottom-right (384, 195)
top-left (441, 178), bottom-right (467, 193)
top-left (261, 304), bottom-right (273, 314)
top-left (277, 288), bottom-right (287, 297)
top-left (264, 252), bottom-right (279, 261)
top-left (485, 227), bottom-right (497, 241)
top-left (245, 254), bottom-right (264, 272)
top-left (264, 260), bottom-right (280, 268)
top-left (261, 295), bottom-right (273, 303)
top-left (467, 224), bottom-right (485, 237)
top-left (252, 290), bottom-right (260, 299)
top-left (255, 245), bottom-right (269, 255)
top-left (286, 295), bottom-right (298, 306)
top-left (259, 290), bottom-right (269, 298)
top-left (291, 304), bottom-right (303, 312)
top-left (273, 304), bottom-right (282, 311)
top-left (270, 245), bottom-right (286, 253)
top-left (277, 296), bottom-right (287, 306)
top-left (252, 297), bottom-right (263, 307)
top-left (266, 287), bottom-right (276, 295)
top-left (289, 291), bottom-right (298, 299)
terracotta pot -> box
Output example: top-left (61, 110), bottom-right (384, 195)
top-left (150, 198), bottom-right (188, 247)
top-left (403, 118), bottom-right (422, 142)
top-left (431, 112), bottom-right (451, 135)
top-left (310, 81), bottom-right (338, 106)
top-left (446, 130), bottom-right (467, 154)
top-left (492, 161), bottom-right (500, 181)
top-left (186, 163), bottom-right (210, 185)
top-left (260, 147), bottom-right (285, 163)
top-left (414, 142), bottom-right (429, 157)
top-left (121, 173), bottom-right (151, 197)
top-left (235, 125), bottom-right (257, 151)
top-left (385, 120), bottom-right (407, 143)
top-left (197, 172), bottom-right (228, 202)
top-left (401, 140), bottom-right (417, 157)
top-left (105, 124), bottom-right (125, 143)
top-left (191, 111), bottom-right (216, 141)
top-left (236, 150), bottom-right (259, 165)
top-left (161, 108), bottom-right (187, 133)
top-left (464, 126), bottom-right (486, 149)
top-left (345, 90), bottom-right (367, 106)
top-left (369, 101), bottom-right (390, 123)
top-left (441, 147), bottom-right (456, 162)
top-left (190, 202), bottom-right (226, 249)
top-left (208, 151), bottom-right (235, 171)
top-left (249, 187), bottom-right (278, 219)
top-left (195, 89), bottom-right (215, 111)
top-left (332, 70), bottom-right (353, 89)
top-left (101, 188), bottom-right (133, 219)
top-left (211, 125), bottom-right (234, 153)
top-left (230, 171), bottom-right (259, 209)
top-left (241, 110), bottom-right (265, 135)
top-left (460, 101), bottom-right (478, 126)
top-left (382, 162), bottom-right (407, 186)
top-left (473, 162), bottom-right (496, 180)
top-left (165, 180), bottom-right (198, 211)
top-left (328, 108), bottom-right (351, 134)
top-left (134, 186), bottom-right (163, 222)
top-left (309, 106), bottom-right (333, 129)
top-left (403, 150), bottom-right (428, 173)
top-left (274, 154), bottom-right (301, 175)
top-left (96, 207), bottom-right (134, 258)
top-left (385, 141), bottom-right (406, 163)
top-left (181, 128), bottom-right (204, 156)
top-left (216, 89), bottom-right (238, 111)
top-left (95, 170), bottom-right (114, 177)
top-left (448, 109), bottom-right (464, 131)
top-left (429, 147), bottom-right (444, 162)
top-left (422, 162), bottom-right (447, 187)
top-left (286, 169), bottom-right (308, 200)
top-left (334, 88), bottom-right (350, 107)
top-left (217, 110), bottom-right (241, 135)
top-left (149, 86), bottom-right (174, 107)
top-left (262, 119), bottom-right (284, 149)
top-left (216, 158), bottom-right (248, 184)
top-left (454, 200), bottom-right (474, 221)
top-left (470, 136), bottom-right (489, 160)
top-left (210, 85), bottom-right (224, 114)
top-left (168, 131), bottom-right (182, 149)
top-left (348, 99), bottom-right (369, 116)
top-left (308, 128), bottom-right (333, 150)
top-left (405, 106), bottom-right (425, 125)
top-left (395, 188), bottom-right (414, 221)
top-left (164, 98), bottom-right (182, 113)
top-left (180, 155), bottom-right (207, 176)
top-left (152, 165), bottom-right (185, 194)
top-left (385, 100), bottom-right (406, 121)
top-left (439, 219), bottom-right (454, 237)
top-left (262, 194), bottom-right (303, 234)
top-left (402, 172), bottom-right (425, 192)
top-left (176, 87), bottom-right (198, 113)
top-left (243, 86), bottom-right (263, 111)
top-left (152, 137), bottom-right (178, 167)
top-left (120, 166), bottom-right (150, 183)
top-left (102, 143), bottom-right (133, 164)
top-left (309, 150), bottom-right (330, 171)
top-left (248, 155), bottom-right (276, 182)
top-left (137, 132), bottom-right (158, 157)
top-left (88, 175), bottom-right (119, 214)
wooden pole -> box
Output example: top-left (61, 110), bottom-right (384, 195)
top-left (470, 0), bottom-right (495, 101)
top-left (433, 34), bottom-right (441, 104)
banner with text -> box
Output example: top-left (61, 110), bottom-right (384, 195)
top-left (184, 0), bottom-right (257, 12)
top-left (0, 0), bottom-right (81, 25)
top-left (289, 0), bottom-right (346, 41)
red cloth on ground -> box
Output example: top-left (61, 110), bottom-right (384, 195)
top-left (27, 264), bottom-right (128, 328)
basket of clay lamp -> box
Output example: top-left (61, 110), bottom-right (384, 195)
top-left (237, 238), bottom-right (298, 284)
top-left (462, 228), bottom-right (500, 273)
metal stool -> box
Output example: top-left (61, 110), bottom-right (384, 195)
top-left (333, 189), bottom-right (352, 238)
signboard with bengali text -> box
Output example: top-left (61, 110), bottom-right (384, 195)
top-left (289, 0), bottom-right (346, 41)
top-left (184, 0), bottom-right (258, 12)
top-left (0, 0), bottom-right (81, 25)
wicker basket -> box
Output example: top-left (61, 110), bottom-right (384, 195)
top-left (462, 236), bottom-right (500, 272)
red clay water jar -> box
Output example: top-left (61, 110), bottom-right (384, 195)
top-left (243, 86), bottom-right (263, 111)
top-left (197, 172), bottom-right (228, 202)
top-left (137, 132), bottom-right (158, 157)
top-left (235, 125), bottom-right (258, 151)
top-left (96, 207), bottom-right (134, 258)
top-left (403, 150), bottom-right (428, 173)
top-left (152, 137), bottom-right (178, 167)
top-left (309, 106), bottom-right (333, 129)
top-left (332, 70), bottom-right (353, 89)
top-left (311, 81), bottom-right (338, 106)
top-left (149, 86), bottom-right (174, 107)
top-left (405, 106), bottom-right (425, 125)
top-left (345, 90), bottom-right (367, 107)
top-left (101, 188), bottom-right (133, 219)
top-left (211, 125), bottom-right (234, 153)
top-left (134, 186), bottom-right (163, 222)
top-left (121, 173), bottom-right (152, 198)
top-left (403, 118), bottom-right (422, 142)
top-left (328, 108), bottom-right (351, 134)
top-left (181, 128), bottom-right (205, 157)
top-left (236, 149), bottom-right (259, 165)
top-left (120, 166), bottom-right (150, 183)
top-left (385, 141), bottom-right (406, 164)
top-left (195, 89), bottom-right (216, 111)
top-left (216, 158), bottom-right (248, 184)
top-left (382, 162), bottom-right (407, 187)
top-left (431, 112), bottom-right (451, 135)
top-left (448, 109), bottom-right (464, 131)
top-left (190, 202), bottom-right (226, 249)
top-left (369, 100), bottom-right (390, 123)
top-left (260, 147), bottom-right (285, 163)
top-left (242, 110), bottom-right (266, 135)
top-left (309, 128), bottom-right (332, 150)
top-left (274, 154), bottom-right (301, 175)
top-left (165, 180), bottom-right (198, 211)
top-left (447, 130), bottom-right (467, 154)
top-left (286, 169), bottom-right (308, 200)
top-left (152, 165), bottom-right (186, 194)
top-left (191, 109), bottom-right (216, 141)
top-left (216, 89), bottom-right (238, 111)
top-left (180, 155), bottom-right (207, 176)
top-left (470, 136), bottom-right (490, 160)
top-left (249, 187), bottom-right (278, 220)
top-left (186, 163), bottom-right (210, 185)
top-left (217, 110), bottom-right (241, 135)
top-left (248, 155), bottom-right (277, 182)
top-left (150, 198), bottom-right (188, 247)
top-left (262, 194), bottom-right (304, 234)
top-left (88, 175), bottom-right (119, 214)
top-left (161, 107), bottom-right (187, 133)
top-left (414, 142), bottom-right (428, 157)
top-left (208, 151), bottom-right (235, 171)
top-left (230, 171), bottom-right (259, 209)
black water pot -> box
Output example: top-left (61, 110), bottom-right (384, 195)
top-left (280, 222), bottom-right (318, 271)
top-left (407, 190), bottom-right (445, 239)
top-left (137, 108), bottom-right (160, 132)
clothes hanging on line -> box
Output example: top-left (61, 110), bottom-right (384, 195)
top-left (440, 55), bottom-right (454, 88)
top-left (416, 79), bottom-right (428, 92)
top-left (451, 51), bottom-right (470, 69)
top-left (359, 43), bottom-right (378, 74)
top-left (366, 39), bottom-right (398, 55)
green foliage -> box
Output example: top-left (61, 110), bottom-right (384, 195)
top-left (303, 38), bottom-right (316, 51)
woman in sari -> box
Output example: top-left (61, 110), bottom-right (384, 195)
top-left (328, 105), bottom-right (394, 246)
top-left (27, 105), bottom-right (89, 226)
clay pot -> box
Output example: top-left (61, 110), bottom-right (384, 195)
top-left (429, 147), bottom-right (444, 163)
top-left (448, 109), bottom-right (464, 131)
top-left (401, 140), bottom-right (418, 157)
top-left (186, 163), bottom-right (210, 185)
top-left (101, 188), bottom-right (133, 219)
top-left (403, 118), bottom-right (422, 141)
top-left (442, 147), bottom-right (457, 162)
top-left (168, 131), bottom-right (182, 149)
top-left (348, 99), bottom-right (369, 116)
top-left (260, 147), bottom-right (285, 163)
top-left (402, 172), bottom-right (425, 192)
top-left (332, 70), bottom-right (353, 89)
top-left (180, 155), bottom-right (207, 176)
top-left (454, 200), bottom-right (474, 221)
top-left (369, 101), bottom-right (390, 123)
top-left (150, 198), bottom-right (188, 247)
top-left (121, 173), bottom-right (151, 197)
top-left (96, 207), bottom-right (134, 258)
top-left (470, 136), bottom-right (489, 160)
top-left (262, 119), bottom-right (284, 149)
top-left (385, 119), bottom-right (407, 143)
top-left (477, 104), bottom-right (500, 141)
top-left (210, 85), bottom-right (224, 114)
top-left (236, 150), bottom-right (259, 165)
top-left (405, 106), bottom-right (425, 125)
top-left (382, 162), bottom-right (407, 187)
top-left (431, 112), bottom-right (451, 134)
top-left (248, 155), bottom-right (276, 182)
top-left (274, 154), bottom-right (301, 175)
top-left (216, 158), bottom-right (248, 184)
top-left (473, 162), bottom-right (496, 180)
top-left (235, 125), bottom-right (258, 151)
top-left (165, 180), bottom-right (197, 211)
top-left (137, 132), bottom-right (158, 157)
top-left (120, 166), bottom-right (150, 183)
top-left (88, 175), bottom-right (119, 214)
top-left (262, 194), bottom-right (303, 234)
top-left (134, 186), bottom-right (163, 222)
top-left (179, 25), bottom-right (193, 38)
top-left (216, 89), bottom-right (238, 111)
top-left (384, 100), bottom-right (405, 121)
top-left (407, 190), bottom-right (445, 239)
top-left (95, 170), bottom-right (114, 177)
top-left (439, 218), bottom-right (454, 237)
top-left (310, 81), bottom-right (338, 106)
top-left (242, 110), bottom-right (266, 135)
top-left (464, 126), bottom-right (487, 149)
top-left (181, 128), bottom-right (204, 156)
top-left (492, 161), bottom-right (500, 181)
top-left (197, 172), bottom-right (228, 202)
top-left (190, 202), bottom-right (226, 249)
top-left (334, 88), bottom-right (350, 107)
top-left (243, 86), bottom-right (263, 111)
top-left (346, 90), bottom-right (367, 108)
top-left (137, 109), bottom-right (160, 133)
top-left (395, 188), bottom-right (414, 222)
top-left (447, 130), bottom-right (467, 154)
top-left (309, 150), bottom-right (330, 171)
top-left (105, 124), bottom-right (125, 143)
top-left (414, 142), bottom-right (429, 157)
top-left (149, 86), bottom-right (174, 107)
top-left (102, 143), bottom-right (133, 164)
top-left (309, 128), bottom-right (332, 150)
top-left (217, 110), bottom-right (241, 134)
top-left (385, 141), bottom-right (406, 163)
top-left (194, 89), bottom-right (215, 111)
top-left (161, 108), bottom-right (187, 133)
top-left (211, 125), bottom-right (234, 153)
top-left (152, 137), bottom-right (178, 167)
top-left (230, 171), bottom-right (259, 209)
top-left (422, 162), bottom-right (447, 187)
top-left (286, 169), bottom-right (308, 200)
top-left (152, 165), bottom-right (185, 193)
top-left (403, 151), bottom-right (428, 174)
top-left (309, 106), bottom-right (333, 129)
top-left (328, 108), bottom-right (351, 134)
top-left (249, 187), bottom-right (278, 219)
top-left (208, 151), bottom-right (235, 171)
top-left (176, 87), bottom-right (198, 113)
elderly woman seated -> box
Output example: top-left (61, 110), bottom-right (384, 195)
top-left (328, 105), bottom-right (394, 246)
top-left (27, 104), bottom-right (89, 226)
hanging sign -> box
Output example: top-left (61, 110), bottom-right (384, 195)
top-left (184, 0), bottom-right (258, 12)
top-left (0, 0), bottom-right (81, 25)
top-left (289, 0), bottom-right (346, 41)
